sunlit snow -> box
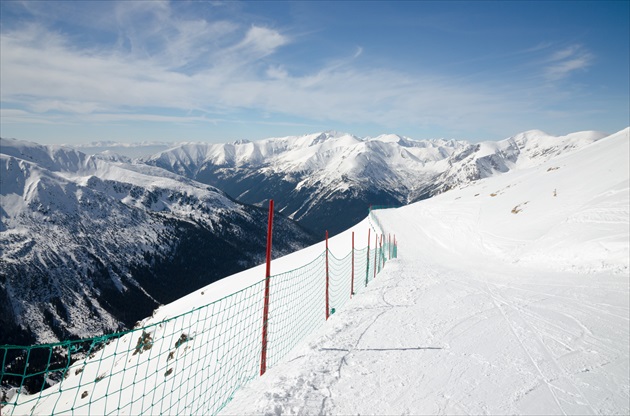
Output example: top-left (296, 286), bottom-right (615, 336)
top-left (222, 128), bottom-right (629, 414)
top-left (2, 128), bottom-right (628, 415)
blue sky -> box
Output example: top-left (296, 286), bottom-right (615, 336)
top-left (1, 0), bottom-right (628, 144)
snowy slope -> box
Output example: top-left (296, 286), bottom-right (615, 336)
top-left (431, 129), bottom-right (610, 195)
top-left (143, 130), bottom-right (607, 235)
top-left (0, 138), bottom-right (315, 345)
top-left (221, 127), bottom-right (629, 415)
top-left (4, 128), bottom-right (626, 415)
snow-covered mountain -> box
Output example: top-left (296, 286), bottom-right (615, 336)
top-left (0, 139), bottom-right (316, 345)
top-left (4, 127), bottom-right (626, 415)
top-left (223, 126), bottom-right (630, 416)
top-left (0, 129), bottom-right (611, 345)
top-left (143, 130), bottom-right (608, 235)
top-left (431, 129), bottom-right (610, 194)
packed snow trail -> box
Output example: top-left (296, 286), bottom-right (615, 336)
top-left (221, 130), bottom-right (629, 415)
top-left (221, 245), bottom-right (628, 415)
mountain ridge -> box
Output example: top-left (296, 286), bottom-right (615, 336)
top-left (0, 138), bottom-right (316, 345)
top-left (0, 128), bottom-right (618, 344)
top-left (143, 129), bottom-right (610, 234)
top-left (4, 127), bottom-right (626, 416)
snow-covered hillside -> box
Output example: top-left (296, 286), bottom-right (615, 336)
top-left (3, 127), bottom-right (627, 415)
top-left (0, 138), bottom-right (315, 345)
top-left (431, 129), bottom-right (609, 194)
top-left (143, 130), bottom-right (607, 235)
top-left (221, 127), bottom-right (629, 414)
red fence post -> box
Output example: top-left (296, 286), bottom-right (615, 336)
top-left (351, 231), bottom-right (355, 298)
top-left (365, 228), bottom-right (370, 287)
top-left (325, 230), bottom-right (330, 320)
top-left (260, 199), bottom-right (274, 376)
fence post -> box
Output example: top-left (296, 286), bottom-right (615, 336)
top-left (365, 228), bottom-right (370, 287)
top-left (381, 234), bottom-right (385, 269)
top-left (260, 199), bottom-right (274, 376)
top-left (373, 233), bottom-right (378, 280)
top-left (378, 234), bottom-right (383, 272)
top-left (351, 231), bottom-right (355, 298)
top-left (325, 230), bottom-right (330, 320)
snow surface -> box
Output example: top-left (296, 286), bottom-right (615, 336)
top-left (220, 128), bottom-right (629, 415)
top-left (3, 128), bottom-right (628, 415)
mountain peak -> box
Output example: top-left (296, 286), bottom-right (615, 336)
top-left (141, 128), bottom-right (623, 237)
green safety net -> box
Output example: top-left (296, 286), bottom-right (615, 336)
top-left (1, 213), bottom-right (398, 416)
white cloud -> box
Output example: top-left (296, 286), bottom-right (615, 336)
top-left (0, 108), bottom-right (223, 126)
top-left (0, 108), bottom-right (62, 125)
top-left (111, 1), bottom-right (240, 70)
top-left (236, 26), bottom-right (288, 57)
top-left (266, 65), bottom-right (289, 80)
top-left (545, 45), bottom-right (593, 80)
top-left (0, 3), bottom-right (548, 137)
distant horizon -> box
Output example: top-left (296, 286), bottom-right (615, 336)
top-left (1, 0), bottom-right (628, 145)
top-left (1, 125), bottom-right (628, 149)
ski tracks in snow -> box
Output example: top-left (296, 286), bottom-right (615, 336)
top-left (220, 252), bottom-right (628, 415)
top-left (439, 264), bottom-right (628, 415)
top-left (220, 260), bottom-right (447, 415)
top-left (221, 230), bottom-right (628, 415)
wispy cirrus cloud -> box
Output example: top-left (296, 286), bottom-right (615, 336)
top-left (0, 17), bottom-right (524, 132)
top-left (0, 0), bottom-right (600, 141)
top-left (544, 44), bottom-right (593, 81)
top-left (235, 26), bottom-right (289, 57)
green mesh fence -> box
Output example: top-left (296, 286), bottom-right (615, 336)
top-left (1, 216), bottom-right (398, 416)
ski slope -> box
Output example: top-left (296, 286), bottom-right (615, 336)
top-left (2, 129), bottom-right (627, 415)
top-left (221, 128), bottom-right (629, 415)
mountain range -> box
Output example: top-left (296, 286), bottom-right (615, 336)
top-left (0, 129), bottom-right (612, 345)
top-left (143, 130), bottom-right (608, 235)
top-left (0, 139), bottom-right (315, 345)
top-left (4, 127), bottom-right (626, 416)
